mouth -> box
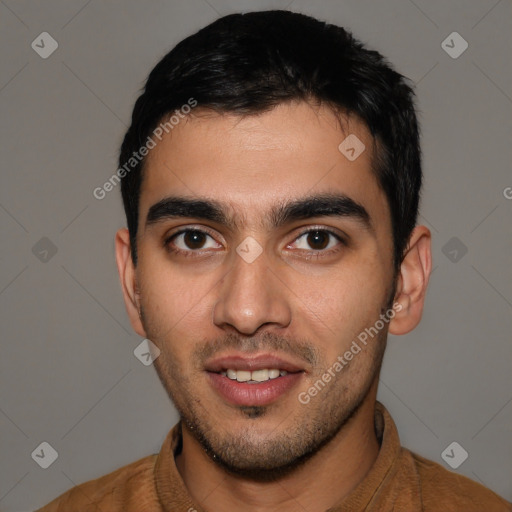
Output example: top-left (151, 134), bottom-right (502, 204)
top-left (205, 354), bottom-right (305, 407)
top-left (221, 368), bottom-right (290, 383)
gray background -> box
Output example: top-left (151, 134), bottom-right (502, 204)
top-left (1, 0), bottom-right (511, 510)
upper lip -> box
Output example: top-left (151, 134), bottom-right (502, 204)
top-left (204, 354), bottom-right (304, 373)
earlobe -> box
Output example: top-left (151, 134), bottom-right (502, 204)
top-left (388, 225), bottom-right (432, 335)
top-left (115, 228), bottom-right (147, 337)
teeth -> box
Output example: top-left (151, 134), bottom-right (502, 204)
top-left (251, 369), bottom-right (269, 382)
top-left (224, 368), bottom-right (286, 382)
top-left (236, 370), bottom-right (251, 382)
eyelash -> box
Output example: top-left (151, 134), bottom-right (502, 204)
top-left (163, 227), bottom-right (346, 259)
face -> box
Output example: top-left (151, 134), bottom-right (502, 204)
top-left (127, 102), bottom-right (397, 477)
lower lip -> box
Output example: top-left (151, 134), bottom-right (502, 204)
top-left (207, 372), bottom-right (303, 407)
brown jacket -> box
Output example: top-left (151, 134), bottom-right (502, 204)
top-left (37, 402), bottom-right (511, 511)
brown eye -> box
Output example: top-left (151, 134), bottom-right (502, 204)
top-left (165, 228), bottom-right (222, 257)
top-left (290, 229), bottom-right (343, 253)
top-left (306, 230), bottom-right (330, 250)
top-left (183, 230), bottom-right (207, 249)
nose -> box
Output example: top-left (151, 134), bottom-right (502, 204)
top-left (212, 247), bottom-right (292, 336)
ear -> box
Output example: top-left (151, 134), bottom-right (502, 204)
top-left (115, 228), bottom-right (147, 338)
top-left (388, 225), bottom-right (432, 335)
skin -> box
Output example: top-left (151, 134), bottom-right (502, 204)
top-left (115, 101), bottom-right (431, 512)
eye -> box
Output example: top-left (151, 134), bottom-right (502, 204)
top-left (164, 227), bottom-right (345, 259)
top-left (288, 229), bottom-right (344, 254)
top-left (165, 229), bottom-right (221, 256)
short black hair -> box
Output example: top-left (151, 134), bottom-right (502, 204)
top-left (120, 10), bottom-right (422, 269)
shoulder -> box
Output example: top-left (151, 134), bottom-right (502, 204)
top-left (36, 454), bottom-right (159, 511)
top-left (408, 450), bottom-right (512, 512)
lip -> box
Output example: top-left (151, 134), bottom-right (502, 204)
top-left (204, 353), bottom-right (304, 373)
top-left (204, 353), bottom-right (306, 407)
top-left (207, 371), bottom-right (304, 407)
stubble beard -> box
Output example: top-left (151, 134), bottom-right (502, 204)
top-left (141, 268), bottom-right (397, 481)
top-left (151, 326), bottom-right (387, 482)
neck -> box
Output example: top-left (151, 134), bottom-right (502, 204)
top-left (175, 388), bottom-right (380, 512)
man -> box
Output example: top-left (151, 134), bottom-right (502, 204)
top-left (38, 10), bottom-right (511, 512)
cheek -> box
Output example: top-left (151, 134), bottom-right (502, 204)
top-left (301, 262), bottom-right (388, 318)
top-left (139, 248), bottom-right (210, 306)
top-left (136, 258), bottom-right (209, 344)
top-left (290, 261), bottom-right (390, 359)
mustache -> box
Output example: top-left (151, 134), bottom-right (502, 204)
top-left (193, 331), bottom-right (320, 369)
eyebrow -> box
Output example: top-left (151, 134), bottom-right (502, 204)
top-left (145, 193), bottom-right (372, 232)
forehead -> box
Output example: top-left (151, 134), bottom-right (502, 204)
top-left (139, 101), bottom-right (390, 232)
